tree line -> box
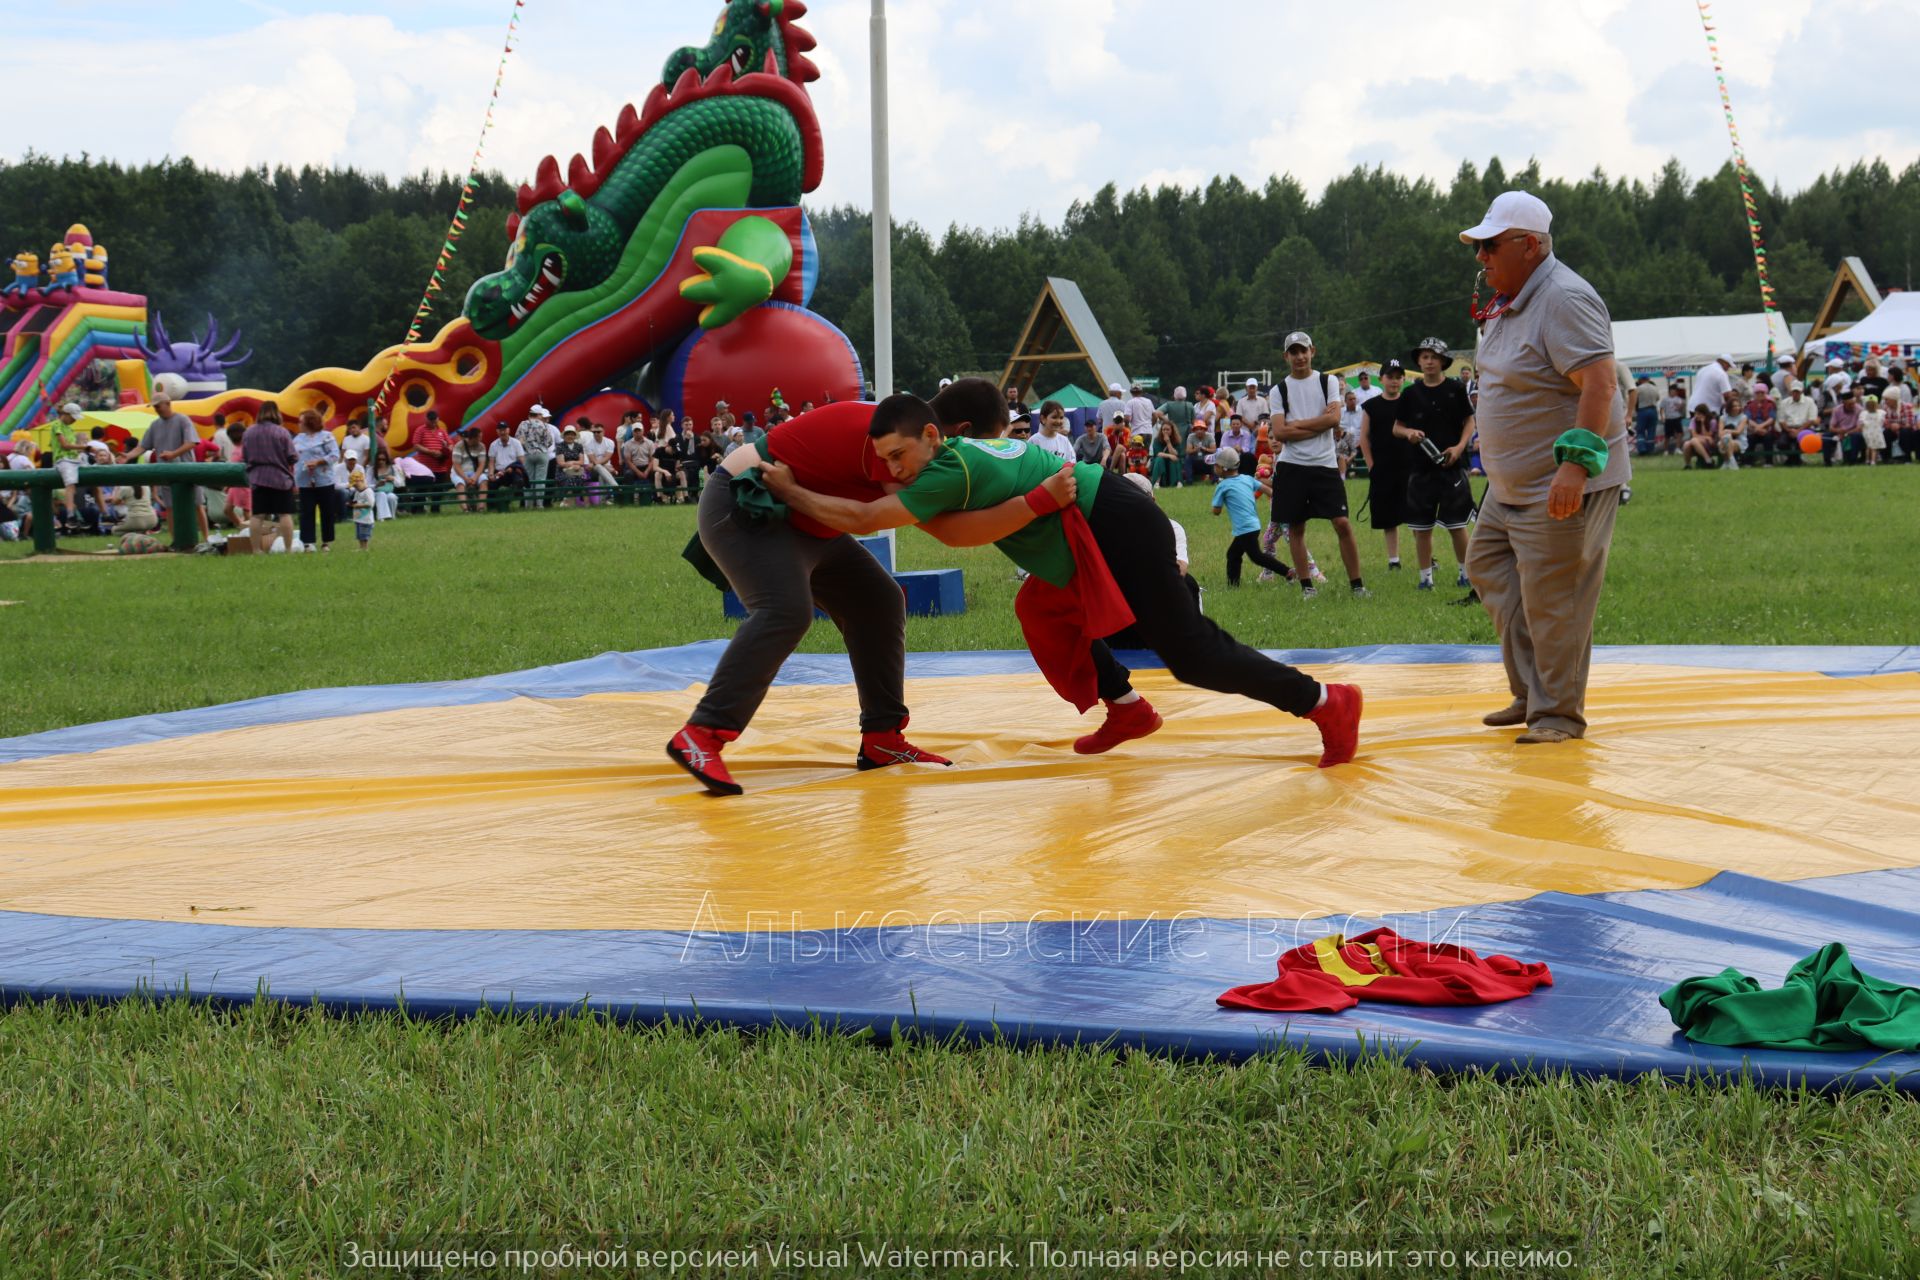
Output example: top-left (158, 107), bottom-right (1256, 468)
top-left (1, 151), bottom-right (1913, 400)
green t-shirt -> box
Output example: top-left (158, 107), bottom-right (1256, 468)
top-left (894, 437), bottom-right (1102, 587)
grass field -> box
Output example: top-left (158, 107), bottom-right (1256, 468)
top-left (3, 456), bottom-right (1919, 1277)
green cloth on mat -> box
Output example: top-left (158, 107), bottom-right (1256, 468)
top-left (1659, 943), bottom-right (1920, 1052)
top-left (729, 466), bottom-right (788, 527)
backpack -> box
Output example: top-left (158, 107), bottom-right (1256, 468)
top-left (1272, 372), bottom-right (1340, 420)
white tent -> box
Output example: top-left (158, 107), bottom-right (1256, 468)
top-left (1805, 291), bottom-right (1920, 364)
top-left (1609, 312), bottom-right (1797, 376)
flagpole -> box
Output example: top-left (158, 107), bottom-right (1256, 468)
top-left (869, 0), bottom-right (893, 399)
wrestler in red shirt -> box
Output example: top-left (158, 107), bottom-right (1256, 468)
top-left (667, 401), bottom-right (1076, 796)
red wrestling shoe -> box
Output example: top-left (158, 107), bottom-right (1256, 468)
top-left (857, 716), bottom-right (954, 772)
top-left (1306, 683), bottom-right (1363, 767)
top-left (1073, 696), bottom-right (1163, 755)
top-left (667, 723), bottom-right (743, 796)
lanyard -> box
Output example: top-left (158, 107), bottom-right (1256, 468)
top-left (1469, 270), bottom-right (1515, 325)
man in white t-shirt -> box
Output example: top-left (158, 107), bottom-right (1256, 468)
top-left (1126, 385), bottom-right (1155, 436)
top-left (1352, 368), bottom-right (1383, 405)
top-left (1235, 377), bottom-right (1266, 427)
top-left (584, 423), bottom-right (619, 486)
top-left (1269, 332), bottom-right (1367, 597)
top-left (1688, 354), bottom-right (1733, 416)
top-left (1095, 382), bottom-right (1128, 433)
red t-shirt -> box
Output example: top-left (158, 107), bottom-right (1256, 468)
top-left (760, 402), bottom-right (889, 538)
top-left (410, 424), bottom-right (453, 473)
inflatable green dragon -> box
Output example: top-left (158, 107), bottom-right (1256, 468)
top-left (458, 0), bottom-right (859, 427)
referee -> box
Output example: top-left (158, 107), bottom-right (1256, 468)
top-left (1459, 191), bottom-right (1630, 743)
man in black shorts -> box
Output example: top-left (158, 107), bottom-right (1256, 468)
top-left (1359, 358), bottom-right (1412, 570)
top-left (1269, 332), bottom-right (1367, 598)
top-left (1394, 338), bottom-right (1477, 590)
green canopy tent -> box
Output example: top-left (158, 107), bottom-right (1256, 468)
top-left (1035, 383), bottom-right (1103, 409)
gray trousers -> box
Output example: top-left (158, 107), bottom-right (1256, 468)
top-left (691, 475), bottom-right (908, 735)
top-left (1466, 486), bottom-right (1621, 737)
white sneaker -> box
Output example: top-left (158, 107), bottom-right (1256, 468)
top-left (1256, 570), bottom-right (1276, 583)
top-left (1309, 564), bottom-right (1327, 582)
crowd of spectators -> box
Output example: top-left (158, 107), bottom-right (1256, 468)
top-left (8, 346), bottom-right (1909, 550)
top-left (1633, 352), bottom-right (1917, 470)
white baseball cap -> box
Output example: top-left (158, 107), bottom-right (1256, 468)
top-left (1108, 381), bottom-right (1125, 394)
top-left (1284, 331), bottom-right (1313, 351)
top-left (938, 377), bottom-right (954, 389)
top-left (1245, 377), bottom-right (1258, 387)
top-left (61, 401), bottom-right (81, 414)
top-left (1459, 190), bottom-right (1553, 244)
top-left (1825, 357), bottom-right (1844, 369)
top-left (1716, 353), bottom-right (1733, 365)
top-left (531, 405), bottom-right (550, 417)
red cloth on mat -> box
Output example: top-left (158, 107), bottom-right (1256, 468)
top-left (1217, 927), bottom-right (1553, 1013)
top-left (1012, 505), bottom-right (1135, 712)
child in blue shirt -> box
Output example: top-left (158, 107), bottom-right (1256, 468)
top-left (1211, 446), bottom-right (1295, 586)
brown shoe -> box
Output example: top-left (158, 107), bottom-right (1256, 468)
top-left (1482, 701), bottom-right (1527, 727)
top-left (1515, 727), bottom-right (1573, 744)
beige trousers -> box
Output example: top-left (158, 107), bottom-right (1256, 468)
top-left (1466, 486), bottom-right (1622, 737)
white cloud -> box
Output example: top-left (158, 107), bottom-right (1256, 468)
top-left (0, 0), bottom-right (1911, 235)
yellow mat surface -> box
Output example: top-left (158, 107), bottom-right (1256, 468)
top-left (4, 663), bottom-right (1916, 931)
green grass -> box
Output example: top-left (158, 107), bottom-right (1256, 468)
top-left (3, 458), bottom-right (1918, 1276)
top-left (4, 456), bottom-right (1916, 737)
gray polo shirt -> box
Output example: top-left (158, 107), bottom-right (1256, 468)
top-left (1474, 255), bottom-right (1630, 506)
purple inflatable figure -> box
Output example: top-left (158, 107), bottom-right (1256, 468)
top-left (138, 312), bottom-right (253, 397)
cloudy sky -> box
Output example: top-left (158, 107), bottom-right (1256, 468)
top-left (7, 0), bottom-right (1913, 231)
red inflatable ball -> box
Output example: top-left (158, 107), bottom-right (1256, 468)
top-left (662, 302), bottom-right (864, 426)
top-left (1798, 430), bottom-right (1823, 454)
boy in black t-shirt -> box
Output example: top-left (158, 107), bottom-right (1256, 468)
top-left (1359, 359), bottom-right (1413, 570)
top-left (1394, 339), bottom-right (1477, 589)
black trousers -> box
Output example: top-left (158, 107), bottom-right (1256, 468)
top-left (1226, 530), bottom-right (1291, 585)
top-left (690, 475), bottom-right (907, 734)
top-left (1083, 472), bottom-right (1321, 717)
top-left (297, 487), bottom-right (338, 547)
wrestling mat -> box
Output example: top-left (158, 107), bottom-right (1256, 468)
top-left (4, 643), bottom-right (1917, 1090)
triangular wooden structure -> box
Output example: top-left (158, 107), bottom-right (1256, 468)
top-left (999, 277), bottom-right (1129, 402)
top-left (1807, 257), bottom-right (1882, 341)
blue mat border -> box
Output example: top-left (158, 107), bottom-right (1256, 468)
top-left (4, 642), bottom-right (1917, 765)
top-left (3, 867), bottom-right (1916, 1092)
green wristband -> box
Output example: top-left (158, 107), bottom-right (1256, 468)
top-left (1553, 428), bottom-right (1609, 478)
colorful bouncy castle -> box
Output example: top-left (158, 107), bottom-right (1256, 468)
top-left (172, 0), bottom-right (863, 449)
top-left (0, 225), bottom-right (147, 438)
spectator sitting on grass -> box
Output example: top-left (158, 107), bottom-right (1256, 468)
top-left (1185, 418), bottom-right (1216, 484)
top-left (1681, 403), bottom-right (1720, 470)
top-left (1073, 416), bottom-right (1107, 466)
top-left (110, 482), bottom-right (157, 535)
top-left (1151, 421), bottom-right (1183, 488)
top-left (1718, 395), bottom-right (1749, 471)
